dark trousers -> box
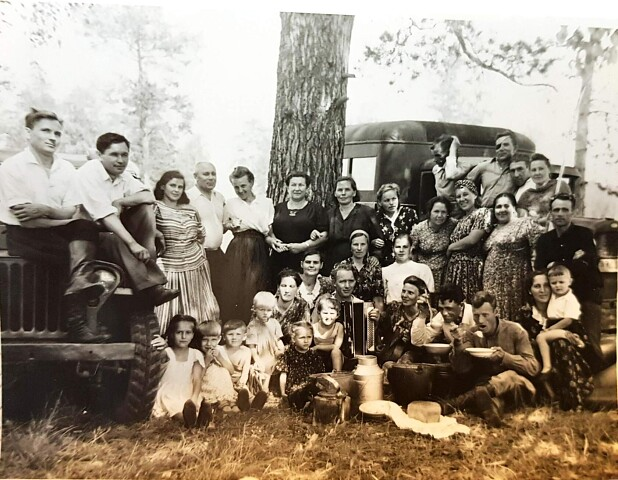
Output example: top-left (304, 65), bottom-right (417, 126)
top-left (96, 204), bottom-right (166, 291)
top-left (205, 247), bottom-right (226, 308)
top-left (6, 219), bottom-right (99, 266)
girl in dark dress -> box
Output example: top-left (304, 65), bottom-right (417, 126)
top-left (267, 172), bottom-right (328, 280)
top-left (324, 175), bottom-right (384, 275)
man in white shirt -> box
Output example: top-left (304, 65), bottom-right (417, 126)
top-left (69, 132), bottom-right (178, 307)
top-left (383, 233), bottom-right (435, 304)
top-left (0, 109), bottom-right (109, 342)
top-left (186, 161), bottom-right (225, 304)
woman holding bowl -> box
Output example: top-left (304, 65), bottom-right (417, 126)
top-left (444, 180), bottom-right (492, 302)
top-left (267, 171), bottom-right (328, 278)
top-left (375, 183), bottom-right (418, 267)
top-left (324, 175), bottom-right (384, 275)
top-left (153, 170), bottom-right (220, 333)
top-left (223, 166), bottom-right (274, 320)
top-left (410, 195), bottom-right (457, 288)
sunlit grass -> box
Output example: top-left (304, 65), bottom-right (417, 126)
top-left (1, 403), bottom-right (617, 479)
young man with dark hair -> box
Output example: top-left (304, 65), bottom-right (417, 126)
top-left (441, 290), bottom-right (539, 427)
top-left (68, 132), bottom-right (179, 306)
top-left (0, 109), bottom-right (109, 342)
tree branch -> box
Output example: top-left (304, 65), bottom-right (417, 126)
top-left (451, 25), bottom-right (557, 91)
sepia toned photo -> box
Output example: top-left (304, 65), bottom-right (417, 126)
top-left (0, 1), bottom-right (616, 478)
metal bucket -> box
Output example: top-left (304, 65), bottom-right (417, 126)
top-left (387, 363), bottom-right (436, 406)
top-left (328, 371), bottom-right (355, 397)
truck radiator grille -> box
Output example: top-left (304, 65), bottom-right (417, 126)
top-left (0, 257), bottom-right (67, 339)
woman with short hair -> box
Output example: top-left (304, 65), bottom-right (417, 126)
top-left (375, 182), bottom-right (418, 267)
top-left (267, 171), bottom-right (328, 278)
top-left (324, 175), bottom-right (384, 275)
top-left (222, 166), bottom-right (274, 320)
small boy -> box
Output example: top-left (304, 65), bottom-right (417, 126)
top-left (217, 319), bottom-right (268, 411)
top-left (537, 264), bottom-right (586, 375)
top-left (197, 321), bottom-right (237, 416)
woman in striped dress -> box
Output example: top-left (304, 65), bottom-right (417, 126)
top-left (153, 170), bottom-right (220, 333)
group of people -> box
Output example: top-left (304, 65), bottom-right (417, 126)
top-left (0, 110), bottom-right (604, 428)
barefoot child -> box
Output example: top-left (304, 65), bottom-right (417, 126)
top-left (217, 319), bottom-right (268, 411)
top-left (277, 322), bottom-right (326, 410)
top-left (197, 321), bottom-right (237, 418)
top-left (246, 291), bottom-right (285, 393)
top-left (311, 297), bottom-right (345, 371)
top-left (537, 264), bottom-right (586, 375)
top-left (152, 314), bottom-right (205, 427)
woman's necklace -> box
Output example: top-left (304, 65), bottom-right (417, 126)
top-left (288, 199), bottom-right (308, 216)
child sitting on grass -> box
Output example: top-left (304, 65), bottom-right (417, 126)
top-left (152, 314), bottom-right (205, 428)
top-left (197, 321), bottom-right (238, 416)
top-left (245, 291), bottom-right (285, 393)
top-left (277, 322), bottom-right (326, 410)
top-left (537, 264), bottom-right (587, 376)
top-left (217, 319), bottom-right (268, 411)
top-left (311, 297), bottom-right (345, 371)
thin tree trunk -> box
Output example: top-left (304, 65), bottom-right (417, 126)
top-left (268, 12), bottom-right (354, 207)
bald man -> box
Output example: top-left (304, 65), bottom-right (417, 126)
top-left (186, 162), bottom-right (226, 311)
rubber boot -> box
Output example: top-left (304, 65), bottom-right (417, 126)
top-left (64, 240), bottom-right (106, 300)
top-left (439, 386), bottom-right (483, 415)
top-left (440, 385), bottom-right (503, 427)
top-left (65, 295), bottom-right (111, 343)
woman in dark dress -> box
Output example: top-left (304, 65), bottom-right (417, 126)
top-left (222, 166), bottom-right (274, 321)
top-left (518, 270), bottom-right (593, 410)
top-left (375, 183), bottom-right (418, 267)
top-left (324, 175), bottom-right (384, 275)
top-left (267, 172), bottom-right (328, 279)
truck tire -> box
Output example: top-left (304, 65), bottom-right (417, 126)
top-left (113, 310), bottom-right (164, 423)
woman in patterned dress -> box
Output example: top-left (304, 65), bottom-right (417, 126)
top-left (482, 193), bottom-right (543, 322)
top-left (410, 196), bottom-right (457, 288)
top-left (518, 271), bottom-right (593, 410)
top-left (273, 268), bottom-right (311, 344)
top-left (444, 180), bottom-right (492, 303)
top-left (153, 171), bottom-right (220, 333)
top-left (375, 183), bottom-right (418, 267)
top-left (333, 230), bottom-right (384, 308)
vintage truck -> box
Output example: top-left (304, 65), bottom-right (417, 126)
top-left (343, 120), bottom-right (617, 408)
top-left (0, 150), bottom-right (163, 422)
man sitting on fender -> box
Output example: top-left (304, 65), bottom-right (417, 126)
top-left (0, 109), bottom-right (109, 342)
top-left (68, 132), bottom-right (179, 307)
top-left (441, 290), bottom-right (540, 427)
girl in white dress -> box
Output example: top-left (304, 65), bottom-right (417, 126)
top-left (152, 314), bottom-right (205, 427)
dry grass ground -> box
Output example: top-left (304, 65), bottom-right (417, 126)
top-left (1, 400), bottom-right (617, 480)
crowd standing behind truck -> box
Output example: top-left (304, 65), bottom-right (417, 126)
top-left (0, 114), bottom-right (615, 428)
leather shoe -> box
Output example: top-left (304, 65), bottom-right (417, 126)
top-left (142, 285), bottom-right (180, 306)
top-left (474, 386), bottom-right (503, 428)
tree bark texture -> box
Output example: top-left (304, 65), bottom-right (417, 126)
top-left (268, 12), bottom-right (354, 207)
top-left (573, 30), bottom-right (599, 216)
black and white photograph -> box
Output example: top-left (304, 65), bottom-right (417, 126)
top-left (0, 0), bottom-right (616, 478)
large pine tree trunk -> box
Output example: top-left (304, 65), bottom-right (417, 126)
top-left (268, 13), bottom-right (354, 206)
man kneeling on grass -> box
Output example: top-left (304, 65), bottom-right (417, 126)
top-left (441, 290), bottom-right (540, 427)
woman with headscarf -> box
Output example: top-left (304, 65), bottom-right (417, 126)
top-left (444, 180), bottom-right (492, 302)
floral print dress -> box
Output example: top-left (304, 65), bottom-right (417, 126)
top-left (482, 217), bottom-right (543, 322)
top-left (444, 207), bottom-right (492, 303)
top-left (410, 218), bottom-right (457, 288)
top-left (377, 205), bottom-right (419, 266)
